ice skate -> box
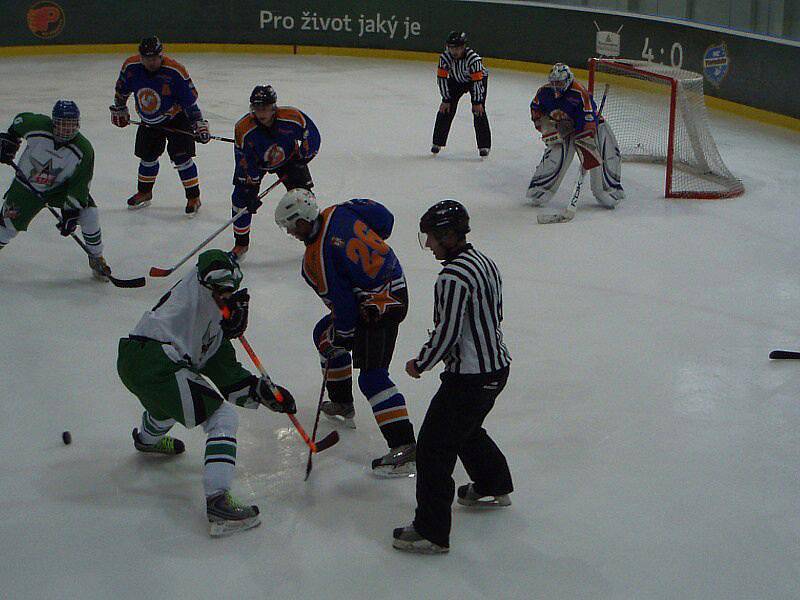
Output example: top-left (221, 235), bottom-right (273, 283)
top-left (392, 525), bottom-right (448, 554)
top-left (456, 483), bottom-right (511, 507)
top-left (479, 147), bottom-right (490, 157)
top-left (185, 196), bottom-right (201, 218)
top-left (126, 191), bottom-right (152, 210)
top-left (230, 244), bottom-right (249, 262)
top-left (132, 428), bottom-right (185, 455)
top-left (206, 490), bottom-right (261, 537)
top-left (371, 442), bottom-right (415, 477)
top-left (88, 255), bottom-right (111, 282)
top-left (430, 145), bottom-right (441, 154)
top-left (321, 400), bottom-right (356, 429)
top-left (526, 185), bottom-right (552, 206)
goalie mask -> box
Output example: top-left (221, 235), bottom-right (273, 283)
top-left (548, 63), bottom-right (574, 97)
top-left (52, 99), bottom-right (80, 143)
top-left (197, 249), bottom-right (243, 293)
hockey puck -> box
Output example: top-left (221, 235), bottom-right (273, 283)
top-left (62, 431), bottom-right (72, 445)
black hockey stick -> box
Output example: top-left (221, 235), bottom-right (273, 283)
top-left (8, 162), bottom-right (146, 288)
top-left (305, 362), bottom-right (331, 481)
top-left (130, 119), bottom-right (234, 144)
top-left (769, 350), bottom-right (800, 359)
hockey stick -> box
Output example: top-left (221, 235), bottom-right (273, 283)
top-left (130, 119), bottom-right (234, 144)
top-left (148, 176), bottom-right (286, 277)
top-left (769, 350), bottom-right (800, 360)
top-left (8, 162), bottom-right (146, 287)
top-left (233, 331), bottom-right (339, 454)
top-left (305, 361), bottom-right (330, 481)
top-left (537, 84), bottom-right (610, 225)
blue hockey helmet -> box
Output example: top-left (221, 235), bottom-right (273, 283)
top-left (52, 99), bottom-right (80, 143)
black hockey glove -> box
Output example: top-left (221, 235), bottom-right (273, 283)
top-left (0, 132), bottom-right (20, 165)
top-left (193, 119), bottom-right (211, 144)
top-left (251, 376), bottom-right (297, 414)
top-left (243, 185), bottom-right (262, 215)
top-left (318, 325), bottom-right (352, 360)
top-left (220, 288), bottom-right (249, 339)
top-left (57, 207), bottom-right (80, 237)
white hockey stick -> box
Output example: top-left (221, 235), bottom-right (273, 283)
top-left (537, 84), bottom-right (609, 225)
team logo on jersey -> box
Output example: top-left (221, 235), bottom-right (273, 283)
top-left (30, 157), bottom-right (62, 186)
top-left (703, 43), bottom-right (729, 88)
top-left (264, 144), bottom-right (286, 168)
top-left (27, 1), bottom-right (65, 39)
top-left (136, 88), bottom-right (162, 115)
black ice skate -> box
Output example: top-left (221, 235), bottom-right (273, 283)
top-left (430, 145), bottom-right (441, 154)
top-left (456, 483), bottom-right (511, 507)
top-left (132, 428), bottom-right (185, 456)
top-left (206, 490), bottom-right (261, 537)
top-left (321, 400), bottom-right (356, 429)
top-left (392, 525), bottom-right (448, 554)
top-left (371, 442), bottom-right (415, 477)
top-left (126, 191), bottom-right (152, 210)
top-left (479, 147), bottom-right (490, 157)
top-left (185, 196), bottom-right (201, 218)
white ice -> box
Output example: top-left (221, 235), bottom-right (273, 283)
top-left (1, 53), bottom-right (799, 600)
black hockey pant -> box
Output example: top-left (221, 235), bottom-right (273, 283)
top-left (413, 367), bottom-right (511, 548)
top-left (432, 80), bottom-right (491, 150)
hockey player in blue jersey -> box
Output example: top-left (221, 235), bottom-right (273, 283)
top-left (274, 189), bottom-right (416, 476)
top-left (110, 36), bottom-right (210, 216)
top-left (526, 63), bottom-right (624, 208)
top-left (229, 85), bottom-right (321, 259)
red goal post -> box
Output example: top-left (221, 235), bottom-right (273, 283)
top-left (588, 58), bottom-right (744, 199)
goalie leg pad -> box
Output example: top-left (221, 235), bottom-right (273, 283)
top-left (202, 402), bottom-right (239, 497)
top-left (589, 122), bottom-right (624, 208)
top-left (526, 139), bottom-right (575, 205)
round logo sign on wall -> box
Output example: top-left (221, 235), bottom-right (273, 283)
top-left (27, 1), bottom-right (65, 39)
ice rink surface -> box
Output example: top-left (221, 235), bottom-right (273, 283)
top-left (1, 52), bottom-right (799, 600)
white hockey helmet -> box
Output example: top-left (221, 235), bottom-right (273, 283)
top-left (274, 188), bottom-right (320, 231)
top-left (548, 63), bottom-right (574, 96)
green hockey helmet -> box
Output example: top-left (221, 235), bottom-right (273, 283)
top-left (197, 249), bottom-right (242, 292)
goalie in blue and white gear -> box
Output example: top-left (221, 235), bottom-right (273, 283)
top-left (526, 63), bottom-right (624, 208)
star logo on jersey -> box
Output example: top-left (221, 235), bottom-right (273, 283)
top-left (362, 284), bottom-right (402, 317)
top-left (30, 156), bottom-right (63, 186)
top-left (136, 88), bottom-right (162, 115)
top-left (264, 144), bottom-right (286, 168)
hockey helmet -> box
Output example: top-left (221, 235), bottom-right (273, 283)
top-left (197, 249), bottom-right (243, 293)
top-left (274, 188), bottom-right (319, 232)
top-left (446, 31), bottom-right (467, 47)
top-left (139, 36), bottom-right (163, 57)
top-left (52, 99), bottom-right (80, 143)
top-left (420, 199), bottom-right (470, 239)
top-left (548, 63), bottom-right (574, 96)
top-left (250, 85), bottom-right (277, 108)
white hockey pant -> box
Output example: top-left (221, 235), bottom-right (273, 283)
top-left (201, 402), bottom-right (239, 498)
top-left (589, 122), bottom-right (624, 208)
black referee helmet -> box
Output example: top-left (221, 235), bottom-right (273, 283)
top-left (420, 199), bottom-right (470, 238)
top-left (446, 31), bottom-right (467, 47)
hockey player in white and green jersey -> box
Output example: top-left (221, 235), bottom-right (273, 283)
top-left (0, 100), bottom-right (110, 280)
top-left (117, 249), bottom-right (297, 537)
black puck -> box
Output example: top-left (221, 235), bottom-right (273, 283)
top-left (62, 431), bottom-right (72, 445)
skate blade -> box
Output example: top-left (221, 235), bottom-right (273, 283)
top-left (392, 539), bottom-right (449, 554)
top-left (127, 200), bottom-right (151, 210)
top-left (91, 271), bottom-right (110, 283)
top-left (185, 206), bottom-right (200, 218)
top-left (208, 516), bottom-right (261, 537)
top-left (372, 462), bottom-right (416, 478)
top-left (457, 494), bottom-right (511, 508)
top-left (324, 413), bottom-right (356, 429)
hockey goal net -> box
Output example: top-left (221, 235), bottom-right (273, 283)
top-left (588, 58), bottom-right (744, 199)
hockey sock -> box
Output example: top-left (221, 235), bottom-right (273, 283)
top-left (137, 159), bottom-right (159, 193)
top-left (78, 206), bottom-right (103, 256)
top-left (138, 411), bottom-right (175, 445)
top-left (323, 352), bottom-right (353, 404)
top-left (202, 403), bottom-right (239, 497)
top-left (358, 369), bottom-right (414, 447)
top-left (174, 158), bottom-right (199, 199)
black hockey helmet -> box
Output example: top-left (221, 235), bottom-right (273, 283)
top-left (139, 36), bottom-right (163, 57)
top-left (446, 31), bottom-right (467, 47)
top-left (250, 85), bottom-right (277, 107)
top-left (420, 199), bottom-right (470, 238)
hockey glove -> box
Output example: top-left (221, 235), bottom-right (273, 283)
top-left (0, 132), bottom-right (20, 165)
top-left (193, 119), bottom-right (211, 144)
top-left (109, 105), bottom-right (130, 128)
top-left (57, 207), bottom-right (80, 237)
top-left (220, 288), bottom-right (250, 339)
top-left (242, 185), bottom-right (262, 215)
top-left (318, 325), bottom-right (352, 360)
top-left (251, 376), bottom-right (297, 414)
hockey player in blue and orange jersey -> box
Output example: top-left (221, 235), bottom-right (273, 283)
top-left (110, 36), bottom-right (210, 216)
top-left (274, 189), bottom-right (416, 477)
top-left (229, 85), bottom-right (321, 259)
top-left (526, 63), bottom-right (624, 208)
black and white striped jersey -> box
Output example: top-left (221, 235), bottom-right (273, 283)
top-left (415, 245), bottom-right (511, 375)
top-left (437, 48), bottom-right (488, 104)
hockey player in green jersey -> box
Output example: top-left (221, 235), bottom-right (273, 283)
top-left (117, 249), bottom-right (297, 537)
top-left (0, 100), bottom-right (110, 280)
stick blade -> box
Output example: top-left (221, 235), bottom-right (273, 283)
top-left (769, 350), bottom-right (800, 359)
top-left (537, 212), bottom-right (574, 224)
top-left (304, 453), bottom-right (314, 481)
top-left (149, 266), bottom-right (173, 278)
top-left (314, 431), bottom-right (340, 453)
top-left (109, 275), bottom-right (147, 288)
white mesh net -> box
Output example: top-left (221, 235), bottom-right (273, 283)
top-left (589, 58), bottom-right (743, 199)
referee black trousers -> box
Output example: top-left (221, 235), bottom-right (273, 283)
top-left (432, 79), bottom-right (491, 150)
top-left (413, 367), bottom-right (511, 548)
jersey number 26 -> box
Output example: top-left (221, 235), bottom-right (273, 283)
top-left (346, 220), bottom-right (388, 278)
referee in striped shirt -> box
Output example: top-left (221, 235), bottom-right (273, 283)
top-left (393, 200), bottom-right (512, 555)
top-left (431, 31), bottom-right (491, 157)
